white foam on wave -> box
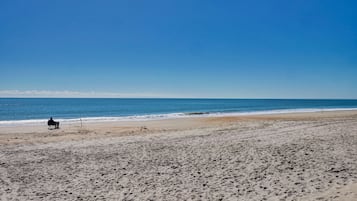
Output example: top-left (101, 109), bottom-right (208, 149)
top-left (0, 119), bottom-right (49, 126)
top-left (204, 107), bottom-right (357, 117)
top-left (1, 108), bottom-right (357, 127)
top-left (0, 113), bottom-right (187, 127)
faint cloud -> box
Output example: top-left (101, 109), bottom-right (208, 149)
top-left (0, 90), bottom-right (182, 98)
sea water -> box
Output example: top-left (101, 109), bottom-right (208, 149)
top-left (1, 98), bottom-right (357, 126)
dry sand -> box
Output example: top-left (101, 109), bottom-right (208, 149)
top-left (0, 111), bottom-right (357, 200)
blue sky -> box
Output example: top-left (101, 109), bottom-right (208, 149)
top-left (0, 0), bottom-right (356, 98)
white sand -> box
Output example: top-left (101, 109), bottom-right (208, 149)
top-left (0, 111), bottom-right (357, 200)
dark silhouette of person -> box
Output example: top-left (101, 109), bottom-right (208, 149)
top-left (48, 117), bottom-right (60, 129)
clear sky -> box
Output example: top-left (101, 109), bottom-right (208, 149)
top-left (1, 0), bottom-right (356, 98)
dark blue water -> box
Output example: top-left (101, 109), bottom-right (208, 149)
top-left (1, 98), bottom-right (357, 122)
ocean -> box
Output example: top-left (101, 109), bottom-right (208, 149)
top-left (1, 98), bottom-right (357, 126)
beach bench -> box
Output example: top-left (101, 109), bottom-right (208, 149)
top-left (48, 120), bottom-right (60, 129)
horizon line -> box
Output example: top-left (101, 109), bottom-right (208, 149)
top-left (0, 90), bottom-right (356, 100)
top-left (1, 97), bottom-right (357, 101)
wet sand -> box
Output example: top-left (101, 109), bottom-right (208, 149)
top-left (0, 111), bottom-right (357, 200)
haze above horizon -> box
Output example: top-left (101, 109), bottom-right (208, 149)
top-left (1, 0), bottom-right (356, 98)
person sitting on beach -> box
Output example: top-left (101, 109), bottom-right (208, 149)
top-left (48, 117), bottom-right (60, 129)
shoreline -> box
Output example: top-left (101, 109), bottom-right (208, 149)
top-left (1, 107), bottom-right (357, 127)
top-left (1, 110), bottom-right (357, 143)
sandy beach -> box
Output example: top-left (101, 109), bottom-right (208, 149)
top-left (0, 110), bottom-right (357, 201)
